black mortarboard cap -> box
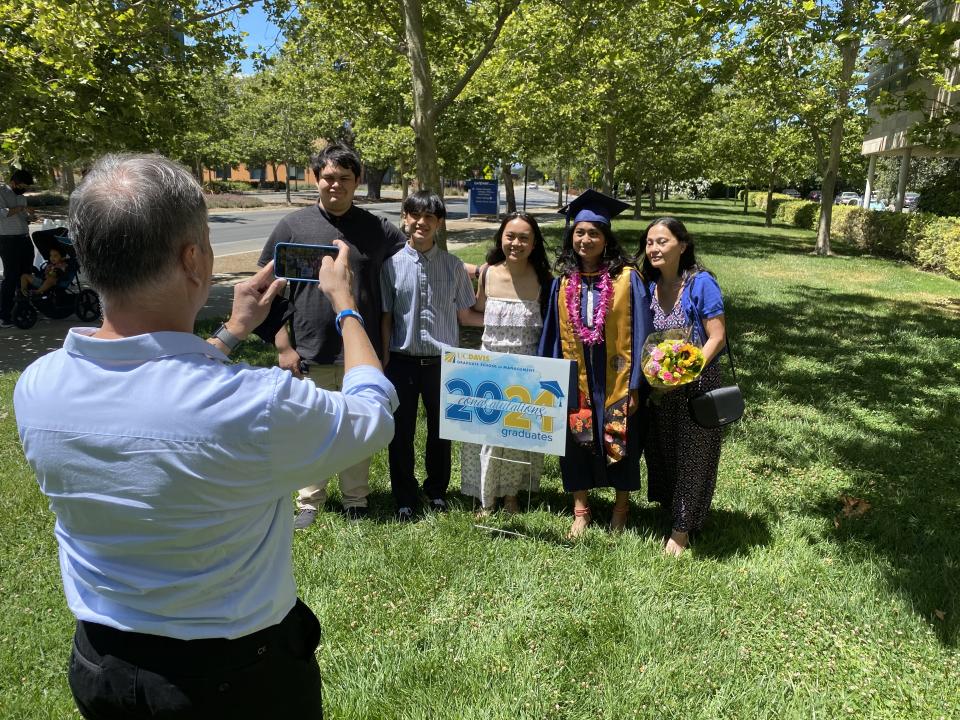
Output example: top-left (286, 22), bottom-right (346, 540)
top-left (559, 189), bottom-right (631, 227)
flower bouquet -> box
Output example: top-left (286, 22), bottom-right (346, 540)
top-left (641, 329), bottom-right (706, 389)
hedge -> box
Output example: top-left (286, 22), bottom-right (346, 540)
top-left (26, 192), bottom-right (69, 207)
top-left (744, 191), bottom-right (960, 279)
top-left (204, 193), bottom-right (266, 209)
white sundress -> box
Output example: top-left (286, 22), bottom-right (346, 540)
top-left (460, 297), bottom-right (544, 508)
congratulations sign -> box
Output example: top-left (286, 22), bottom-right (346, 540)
top-left (439, 347), bottom-right (571, 456)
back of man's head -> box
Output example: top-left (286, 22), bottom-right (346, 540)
top-left (310, 142), bottom-right (361, 181)
top-left (70, 154), bottom-right (207, 298)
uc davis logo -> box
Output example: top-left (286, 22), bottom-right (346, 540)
top-left (443, 351), bottom-right (457, 364)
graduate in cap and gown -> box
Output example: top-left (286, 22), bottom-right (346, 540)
top-left (538, 190), bottom-right (654, 538)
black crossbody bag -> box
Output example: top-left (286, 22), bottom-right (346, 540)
top-left (687, 303), bottom-right (744, 429)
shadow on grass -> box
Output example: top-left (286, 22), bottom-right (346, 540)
top-left (730, 282), bottom-right (960, 645)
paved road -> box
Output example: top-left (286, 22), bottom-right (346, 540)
top-left (209, 187), bottom-right (561, 258)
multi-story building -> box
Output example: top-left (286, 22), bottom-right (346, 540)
top-left (861, 0), bottom-right (959, 210)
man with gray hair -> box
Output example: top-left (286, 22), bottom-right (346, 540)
top-left (14, 153), bottom-right (397, 719)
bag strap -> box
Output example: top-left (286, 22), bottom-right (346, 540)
top-left (686, 289), bottom-right (738, 383)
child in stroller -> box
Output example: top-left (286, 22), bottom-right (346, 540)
top-left (10, 227), bottom-right (101, 329)
top-left (20, 246), bottom-right (69, 297)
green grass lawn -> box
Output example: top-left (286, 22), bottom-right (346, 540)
top-left (1, 199), bottom-right (958, 718)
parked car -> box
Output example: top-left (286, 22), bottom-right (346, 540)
top-left (782, 188), bottom-right (801, 198)
top-left (904, 192), bottom-right (920, 211)
top-left (807, 190), bottom-right (822, 202)
top-left (835, 191), bottom-right (861, 205)
top-left (526, 182), bottom-right (538, 189)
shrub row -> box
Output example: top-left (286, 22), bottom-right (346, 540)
top-left (204, 193), bottom-right (266, 209)
top-left (746, 192), bottom-right (960, 279)
top-left (26, 192), bottom-right (69, 207)
top-left (204, 180), bottom-right (289, 194)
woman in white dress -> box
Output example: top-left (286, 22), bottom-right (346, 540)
top-left (460, 213), bottom-right (553, 513)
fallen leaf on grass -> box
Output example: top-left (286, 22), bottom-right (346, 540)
top-left (934, 609), bottom-right (945, 621)
top-left (834, 495), bottom-right (872, 527)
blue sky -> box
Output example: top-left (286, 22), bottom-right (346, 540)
top-left (231, 4), bottom-right (284, 73)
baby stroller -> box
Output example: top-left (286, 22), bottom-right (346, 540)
top-left (10, 227), bottom-right (101, 329)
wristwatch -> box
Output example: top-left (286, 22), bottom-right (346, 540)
top-left (213, 323), bottom-right (242, 351)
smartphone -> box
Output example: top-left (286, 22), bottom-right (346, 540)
top-left (273, 242), bottom-right (339, 282)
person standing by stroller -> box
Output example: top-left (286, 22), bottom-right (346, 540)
top-left (1, 169), bottom-right (36, 328)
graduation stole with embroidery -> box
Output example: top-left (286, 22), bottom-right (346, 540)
top-left (558, 267), bottom-right (635, 464)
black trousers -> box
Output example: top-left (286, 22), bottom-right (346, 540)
top-left (0, 233), bottom-right (32, 321)
top-left (385, 354), bottom-right (450, 508)
top-left (68, 599), bottom-right (323, 720)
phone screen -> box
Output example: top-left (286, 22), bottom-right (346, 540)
top-left (274, 243), bottom-right (338, 282)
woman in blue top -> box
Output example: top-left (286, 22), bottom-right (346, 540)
top-left (640, 217), bottom-right (726, 556)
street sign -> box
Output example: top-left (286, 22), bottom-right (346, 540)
top-left (468, 179), bottom-right (498, 216)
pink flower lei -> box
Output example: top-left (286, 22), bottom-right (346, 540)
top-left (565, 267), bottom-right (614, 345)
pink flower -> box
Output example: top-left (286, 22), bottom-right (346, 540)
top-left (651, 348), bottom-right (665, 362)
top-left (662, 371), bottom-right (675, 383)
top-left (649, 361), bottom-right (661, 374)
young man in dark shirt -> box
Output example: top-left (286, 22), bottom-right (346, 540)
top-left (258, 143), bottom-right (405, 527)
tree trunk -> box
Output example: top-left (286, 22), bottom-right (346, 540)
top-left (366, 166), bottom-right (385, 200)
top-left (62, 163), bottom-right (76, 193)
top-left (556, 165), bottom-right (564, 208)
top-left (815, 23), bottom-right (860, 255)
top-left (633, 161), bottom-right (643, 219)
top-left (648, 179), bottom-right (657, 212)
top-left (285, 162), bottom-right (292, 205)
top-left (602, 119), bottom-right (616, 195)
top-left (398, 155), bottom-right (410, 201)
top-left (764, 176), bottom-right (775, 227)
top-left (661, 182), bottom-right (669, 201)
top-left (743, 185), bottom-right (749, 214)
top-left (502, 161), bottom-right (516, 214)
top-left (402, 0), bottom-right (444, 246)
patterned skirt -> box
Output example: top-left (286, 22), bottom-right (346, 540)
top-left (644, 362), bottom-right (723, 532)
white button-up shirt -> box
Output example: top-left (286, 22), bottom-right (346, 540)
top-left (0, 183), bottom-right (29, 235)
top-left (15, 328), bottom-right (398, 640)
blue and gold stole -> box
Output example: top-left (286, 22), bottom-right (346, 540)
top-left (558, 267), bottom-right (635, 464)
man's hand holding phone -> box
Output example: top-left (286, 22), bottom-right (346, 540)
top-left (226, 261), bottom-right (287, 339)
top-left (317, 239), bottom-right (355, 312)
top-left (317, 240), bottom-right (381, 372)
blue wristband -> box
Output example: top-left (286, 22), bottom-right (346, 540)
top-left (335, 309), bottom-right (364, 336)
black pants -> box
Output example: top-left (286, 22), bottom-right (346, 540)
top-left (385, 354), bottom-right (450, 508)
top-left (68, 599), bottom-right (323, 719)
top-left (0, 233), bottom-right (32, 321)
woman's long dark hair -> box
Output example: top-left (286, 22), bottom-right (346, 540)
top-left (638, 217), bottom-right (709, 281)
top-left (485, 212), bottom-right (553, 317)
top-left (554, 221), bottom-right (632, 278)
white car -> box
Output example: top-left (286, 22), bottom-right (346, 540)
top-left (836, 192), bottom-right (861, 205)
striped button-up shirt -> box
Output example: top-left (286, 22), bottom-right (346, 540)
top-left (381, 242), bottom-right (475, 355)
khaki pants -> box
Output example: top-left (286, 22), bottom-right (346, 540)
top-left (297, 364), bottom-right (371, 511)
